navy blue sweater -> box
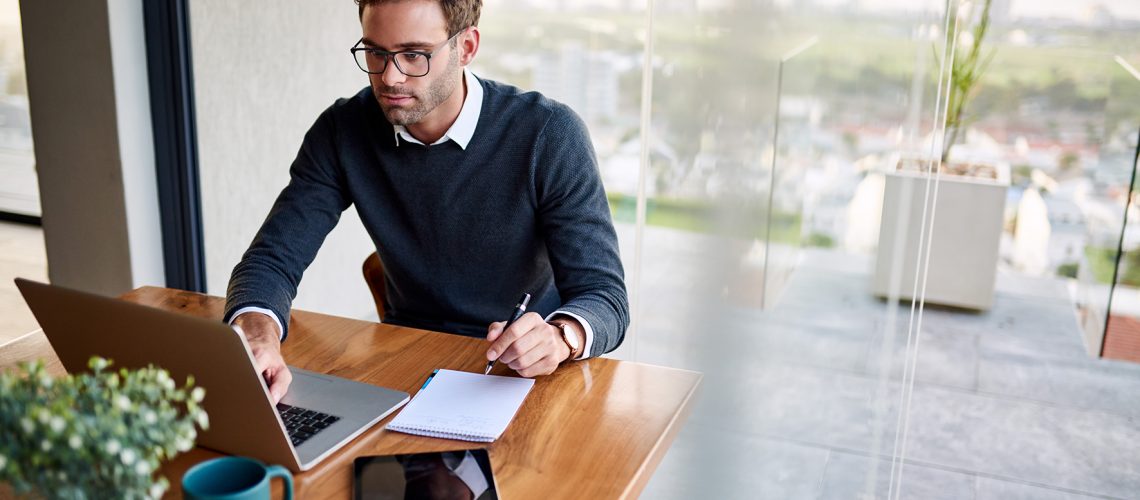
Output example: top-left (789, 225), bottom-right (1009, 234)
top-left (224, 79), bottom-right (629, 357)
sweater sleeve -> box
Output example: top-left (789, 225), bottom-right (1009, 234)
top-left (223, 108), bottom-right (350, 341)
top-left (533, 105), bottom-right (630, 357)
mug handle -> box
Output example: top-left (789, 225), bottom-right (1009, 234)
top-left (265, 465), bottom-right (294, 500)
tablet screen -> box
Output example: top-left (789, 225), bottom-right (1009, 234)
top-left (353, 449), bottom-right (499, 500)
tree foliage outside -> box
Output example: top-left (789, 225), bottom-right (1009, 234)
top-left (1056, 262), bottom-right (1079, 279)
top-left (806, 232), bottom-right (836, 248)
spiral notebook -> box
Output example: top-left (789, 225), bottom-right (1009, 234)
top-left (386, 369), bottom-right (535, 442)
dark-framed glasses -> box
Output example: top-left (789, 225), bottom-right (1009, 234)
top-left (350, 30), bottom-right (464, 77)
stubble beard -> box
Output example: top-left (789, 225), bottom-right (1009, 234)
top-left (374, 48), bottom-right (460, 126)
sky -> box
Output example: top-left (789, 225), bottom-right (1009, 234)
top-left (1010, 0), bottom-right (1140, 20)
top-left (2, 0), bottom-right (1137, 28)
top-left (550, 0), bottom-right (1140, 21)
top-left (850, 0), bottom-right (1140, 20)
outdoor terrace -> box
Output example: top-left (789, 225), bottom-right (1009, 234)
top-left (630, 227), bottom-right (1140, 499)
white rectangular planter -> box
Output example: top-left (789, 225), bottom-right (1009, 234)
top-left (872, 164), bottom-right (1010, 310)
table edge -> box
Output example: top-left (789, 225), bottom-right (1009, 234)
top-left (620, 371), bottom-right (703, 498)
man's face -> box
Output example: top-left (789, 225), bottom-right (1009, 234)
top-left (360, 1), bottom-right (461, 126)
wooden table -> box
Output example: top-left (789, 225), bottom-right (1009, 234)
top-left (0, 287), bottom-right (701, 499)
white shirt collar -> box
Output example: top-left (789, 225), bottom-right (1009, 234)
top-left (393, 67), bottom-right (482, 149)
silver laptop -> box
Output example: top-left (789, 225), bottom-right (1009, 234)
top-left (15, 278), bottom-right (409, 472)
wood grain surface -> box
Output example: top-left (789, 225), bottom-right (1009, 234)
top-left (0, 287), bottom-right (701, 499)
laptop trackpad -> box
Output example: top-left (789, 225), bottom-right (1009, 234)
top-left (279, 367), bottom-right (410, 469)
top-left (283, 367), bottom-right (399, 421)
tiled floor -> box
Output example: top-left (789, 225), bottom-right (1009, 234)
top-left (0, 220), bottom-right (47, 345)
top-left (630, 228), bottom-right (1139, 499)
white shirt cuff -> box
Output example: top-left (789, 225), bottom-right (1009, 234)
top-left (229, 306), bottom-right (285, 341)
top-left (546, 310), bottom-right (594, 360)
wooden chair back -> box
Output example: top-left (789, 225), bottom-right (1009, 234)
top-left (362, 251), bottom-right (386, 320)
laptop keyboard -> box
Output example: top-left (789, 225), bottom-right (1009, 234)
top-left (276, 403), bottom-right (341, 447)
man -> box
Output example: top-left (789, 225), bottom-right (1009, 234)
top-left (225, 0), bottom-right (629, 403)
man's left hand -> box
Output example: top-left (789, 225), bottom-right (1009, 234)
top-left (486, 312), bottom-right (572, 377)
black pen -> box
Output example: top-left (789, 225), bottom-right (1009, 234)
top-left (485, 293), bottom-right (531, 375)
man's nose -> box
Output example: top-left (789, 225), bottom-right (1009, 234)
top-left (380, 58), bottom-right (407, 87)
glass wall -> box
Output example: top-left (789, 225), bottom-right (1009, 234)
top-left (482, 0), bottom-right (956, 497)
top-left (635, 1), bottom-right (950, 497)
top-left (0, 0), bottom-right (34, 218)
top-left (0, 0), bottom-right (45, 346)
top-left (189, 0), bottom-right (1140, 497)
top-left (475, 0), bottom-right (648, 358)
top-left (899, 2), bottom-right (1140, 499)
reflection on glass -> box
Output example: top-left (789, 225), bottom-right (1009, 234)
top-left (764, 36), bottom-right (819, 309)
top-left (354, 450), bottom-right (498, 500)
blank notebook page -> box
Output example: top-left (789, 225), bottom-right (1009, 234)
top-left (386, 369), bottom-right (535, 442)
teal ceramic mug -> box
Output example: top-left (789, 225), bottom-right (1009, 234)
top-left (181, 456), bottom-right (294, 500)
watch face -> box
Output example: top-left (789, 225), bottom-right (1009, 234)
top-left (558, 323), bottom-right (580, 350)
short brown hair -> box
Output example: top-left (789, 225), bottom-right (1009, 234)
top-left (356, 0), bottom-right (481, 37)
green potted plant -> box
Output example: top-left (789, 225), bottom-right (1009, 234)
top-left (941, 0), bottom-right (996, 169)
top-left (0, 357), bottom-right (208, 499)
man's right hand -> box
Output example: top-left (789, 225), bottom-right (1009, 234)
top-left (233, 312), bottom-right (292, 404)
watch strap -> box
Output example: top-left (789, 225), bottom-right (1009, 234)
top-left (550, 321), bottom-right (580, 359)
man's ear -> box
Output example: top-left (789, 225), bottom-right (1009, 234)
top-left (458, 26), bottom-right (480, 66)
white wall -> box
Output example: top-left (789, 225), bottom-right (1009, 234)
top-left (189, 1), bottom-right (378, 319)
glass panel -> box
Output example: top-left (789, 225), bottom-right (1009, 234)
top-left (189, 1), bottom-right (1140, 497)
top-left (907, 3), bottom-right (1140, 499)
top-left (0, 0), bottom-right (37, 217)
top-left (638, 1), bottom-right (949, 498)
top-left (0, 0), bottom-right (45, 346)
top-left (476, 0), bottom-right (647, 358)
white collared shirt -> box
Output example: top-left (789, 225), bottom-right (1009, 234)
top-left (231, 67), bottom-right (596, 360)
top-left (392, 68), bottom-right (483, 149)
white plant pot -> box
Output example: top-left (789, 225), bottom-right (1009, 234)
top-left (872, 160), bottom-right (1010, 310)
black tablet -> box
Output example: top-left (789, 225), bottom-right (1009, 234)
top-left (353, 449), bottom-right (499, 500)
